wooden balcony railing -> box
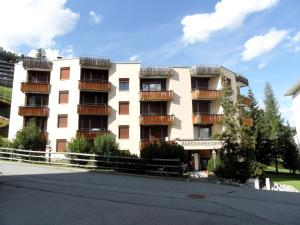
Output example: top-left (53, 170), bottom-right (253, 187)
top-left (77, 105), bottom-right (111, 115)
top-left (139, 138), bottom-right (175, 150)
top-left (191, 90), bottom-right (221, 100)
top-left (139, 115), bottom-right (174, 125)
top-left (78, 80), bottom-right (111, 92)
top-left (240, 95), bottom-right (252, 107)
top-left (76, 129), bottom-right (110, 139)
top-left (140, 91), bottom-right (174, 101)
top-left (18, 106), bottom-right (49, 117)
top-left (240, 118), bottom-right (253, 127)
top-left (192, 114), bottom-right (223, 124)
top-left (21, 82), bottom-right (50, 93)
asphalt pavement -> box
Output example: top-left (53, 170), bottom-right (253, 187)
top-left (1, 162), bottom-right (300, 225)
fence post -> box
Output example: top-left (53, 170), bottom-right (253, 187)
top-left (10, 149), bottom-right (12, 161)
top-left (28, 149), bottom-right (31, 163)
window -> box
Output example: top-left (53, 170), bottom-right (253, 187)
top-left (142, 83), bottom-right (162, 91)
top-left (191, 78), bottom-right (209, 90)
top-left (60, 67), bottom-right (70, 80)
top-left (57, 115), bottom-right (68, 128)
top-left (196, 126), bottom-right (211, 140)
top-left (119, 102), bottom-right (129, 115)
top-left (59, 91), bottom-right (69, 104)
top-left (119, 126), bottom-right (129, 139)
top-left (119, 78), bottom-right (129, 91)
top-left (56, 139), bottom-right (67, 152)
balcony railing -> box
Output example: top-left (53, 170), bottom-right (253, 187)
top-left (78, 80), bottom-right (111, 92)
top-left (191, 89), bottom-right (221, 100)
top-left (76, 129), bottom-right (110, 139)
top-left (140, 90), bottom-right (174, 101)
top-left (139, 114), bottom-right (174, 125)
top-left (22, 58), bottom-right (53, 70)
top-left (192, 114), bottom-right (223, 124)
top-left (79, 57), bottom-right (111, 68)
top-left (240, 118), bottom-right (253, 127)
top-left (18, 106), bottom-right (49, 117)
top-left (240, 95), bottom-right (252, 107)
top-left (21, 82), bottom-right (50, 93)
top-left (140, 138), bottom-right (175, 150)
top-left (190, 66), bottom-right (221, 76)
top-left (77, 104), bottom-right (111, 115)
top-left (140, 67), bottom-right (172, 77)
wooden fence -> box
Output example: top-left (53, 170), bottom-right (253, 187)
top-left (0, 147), bottom-right (183, 177)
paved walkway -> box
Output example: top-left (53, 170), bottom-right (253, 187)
top-left (1, 162), bottom-right (300, 225)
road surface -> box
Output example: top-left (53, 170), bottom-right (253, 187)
top-left (0, 162), bottom-right (300, 225)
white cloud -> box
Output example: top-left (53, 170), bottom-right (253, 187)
top-left (129, 54), bottom-right (140, 62)
top-left (181, 0), bottom-right (278, 44)
top-left (292, 31), bottom-right (300, 42)
top-left (89, 11), bottom-right (102, 25)
top-left (258, 62), bottom-right (268, 69)
top-left (242, 28), bottom-right (288, 61)
top-left (0, 0), bottom-right (79, 49)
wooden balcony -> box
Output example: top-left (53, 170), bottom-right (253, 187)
top-left (140, 91), bottom-right (174, 101)
top-left (77, 105), bottom-right (111, 115)
top-left (192, 114), bottom-right (223, 124)
top-left (78, 80), bottom-right (111, 92)
top-left (240, 118), bottom-right (253, 127)
top-left (18, 106), bottom-right (49, 117)
top-left (21, 82), bottom-right (50, 93)
top-left (191, 90), bottom-right (221, 100)
top-left (76, 129), bottom-right (110, 139)
top-left (240, 95), bottom-right (252, 107)
top-left (139, 115), bottom-right (174, 125)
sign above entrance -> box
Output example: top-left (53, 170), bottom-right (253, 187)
top-left (175, 140), bottom-right (224, 150)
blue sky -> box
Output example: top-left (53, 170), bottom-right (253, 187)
top-left (1, 0), bottom-right (300, 124)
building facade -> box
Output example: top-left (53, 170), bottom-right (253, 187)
top-left (0, 60), bottom-right (14, 87)
top-left (9, 57), bottom-right (251, 170)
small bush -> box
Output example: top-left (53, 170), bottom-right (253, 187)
top-left (93, 134), bottom-right (119, 156)
top-left (13, 121), bottom-right (47, 151)
top-left (68, 136), bottom-right (92, 165)
top-left (141, 142), bottom-right (185, 161)
top-left (207, 154), bottom-right (222, 173)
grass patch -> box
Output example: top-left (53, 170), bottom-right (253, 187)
top-left (266, 167), bottom-right (300, 191)
top-left (0, 85), bottom-right (12, 103)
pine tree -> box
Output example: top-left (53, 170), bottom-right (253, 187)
top-left (215, 83), bottom-right (256, 183)
top-left (36, 48), bottom-right (47, 61)
top-left (263, 82), bottom-right (283, 173)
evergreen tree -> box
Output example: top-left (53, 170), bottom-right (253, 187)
top-left (215, 83), bottom-right (256, 183)
top-left (263, 82), bottom-right (282, 173)
top-left (36, 48), bottom-right (47, 61)
top-left (280, 123), bottom-right (300, 173)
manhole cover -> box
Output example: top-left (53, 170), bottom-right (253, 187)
top-left (186, 194), bottom-right (206, 199)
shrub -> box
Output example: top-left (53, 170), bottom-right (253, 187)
top-left (13, 121), bottom-right (47, 151)
top-left (250, 162), bottom-right (266, 178)
top-left (93, 134), bottom-right (119, 156)
top-left (141, 142), bottom-right (185, 161)
top-left (207, 154), bottom-right (222, 173)
top-left (68, 136), bottom-right (92, 165)
top-left (0, 137), bottom-right (13, 148)
top-left (68, 136), bottom-right (91, 154)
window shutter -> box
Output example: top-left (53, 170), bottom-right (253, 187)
top-left (60, 67), bottom-right (70, 80)
top-left (58, 115), bottom-right (68, 128)
top-left (56, 139), bottom-right (67, 152)
top-left (119, 126), bottom-right (129, 139)
top-left (119, 102), bottom-right (129, 115)
top-left (59, 91), bottom-right (69, 104)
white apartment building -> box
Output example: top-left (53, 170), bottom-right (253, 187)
top-left (9, 57), bottom-right (251, 170)
top-left (285, 81), bottom-right (300, 149)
